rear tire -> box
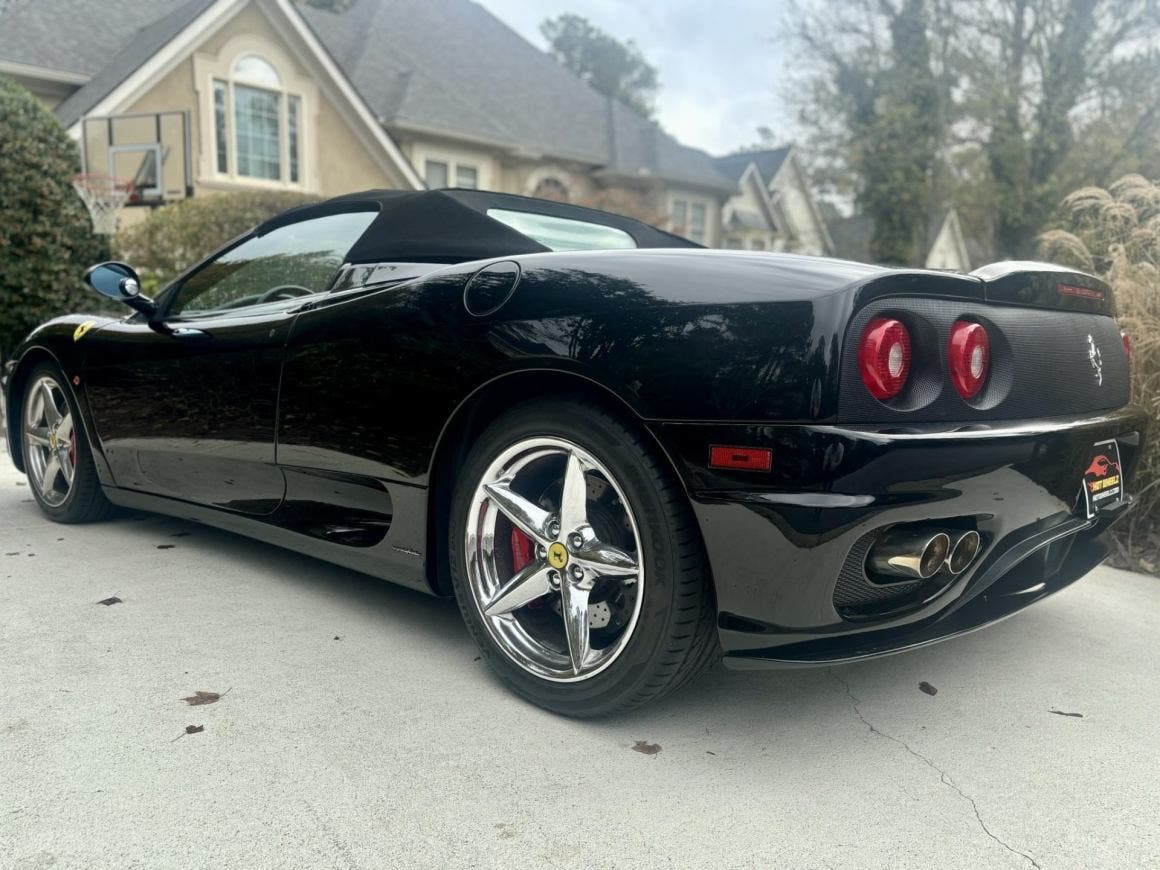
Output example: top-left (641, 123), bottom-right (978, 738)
top-left (449, 398), bottom-right (718, 717)
top-left (20, 362), bottom-right (113, 524)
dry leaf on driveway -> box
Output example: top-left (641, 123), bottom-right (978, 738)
top-left (181, 689), bottom-right (230, 706)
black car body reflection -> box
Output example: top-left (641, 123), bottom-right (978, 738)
top-left (1, 189), bottom-right (1147, 666)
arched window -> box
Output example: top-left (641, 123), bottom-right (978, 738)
top-left (212, 53), bottom-right (302, 184)
top-left (532, 177), bottom-right (570, 202)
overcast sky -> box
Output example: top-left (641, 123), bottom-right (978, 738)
top-left (474, 0), bottom-right (795, 156)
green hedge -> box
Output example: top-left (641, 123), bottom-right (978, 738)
top-left (0, 76), bottom-right (107, 359)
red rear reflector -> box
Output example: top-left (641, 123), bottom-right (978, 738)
top-left (858, 316), bottom-right (911, 400)
top-left (1122, 331), bottom-right (1132, 364)
top-left (948, 320), bottom-right (991, 399)
top-left (709, 445), bottom-right (772, 472)
top-left (1058, 283), bottom-right (1105, 300)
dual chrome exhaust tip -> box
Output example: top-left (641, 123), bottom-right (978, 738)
top-left (868, 528), bottom-right (981, 581)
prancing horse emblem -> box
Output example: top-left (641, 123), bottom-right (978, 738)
top-left (547, 541), bottom-right (569, 570)
top-left (1087, 334), bottom-right (1103, 386)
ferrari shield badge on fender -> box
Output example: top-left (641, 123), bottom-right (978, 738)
top-left (1081, 439), bottom-right (1123, 518)
top-left (73, 320), bottom-right (97, 342)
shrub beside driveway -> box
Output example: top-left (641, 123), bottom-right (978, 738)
top-left (1042, 175), bottom-right (1160, 575)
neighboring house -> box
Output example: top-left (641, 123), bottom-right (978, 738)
top-left (0, 0), bottom-right (420, 209)
top-left (0, 0), bottom-right (737, 242)
top-left (299, 0), bottom-right (736, 244)
top-left (828, 207), bottom-right (974, 272)
top-left (712, 147), bottom-right (834, 256)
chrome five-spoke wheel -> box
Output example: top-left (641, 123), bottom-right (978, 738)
top-left (23, 374), bottom-right (77, 508)
top-left (465, 436), bottom-right (644, 682)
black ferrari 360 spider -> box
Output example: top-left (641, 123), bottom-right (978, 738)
top-left (1, 189), bottom-right (1147, 715)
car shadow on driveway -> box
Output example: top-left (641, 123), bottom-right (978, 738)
top-left (99, 504), bottom-right (1067, 735)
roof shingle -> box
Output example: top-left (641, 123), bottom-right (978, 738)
top-left (0, 0), bottom-right (733, 191)
top-left (713, 148), bottom-right (792, 186)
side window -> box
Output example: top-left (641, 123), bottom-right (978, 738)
top-left (486, 208), bottom-right (636, 251)
top-left (169, 209), bottom-right (377, 316)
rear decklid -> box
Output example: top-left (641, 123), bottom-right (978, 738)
top-left (838, 262), bottom-right (1130, 423)
top-left (972, 260), bottom-right (1114, 316)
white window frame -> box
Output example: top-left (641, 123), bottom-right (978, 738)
top-left (669, 194), bottom-right (714, 244)
top-left (422, 156), bottom-right (481, 190)
top-left (411, 144), bottom-right (493, 191)
top-left (194, 36), bottom-right (318, 191)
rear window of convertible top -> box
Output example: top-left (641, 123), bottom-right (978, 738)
top-left (486, 208), bottom-right (637, 252)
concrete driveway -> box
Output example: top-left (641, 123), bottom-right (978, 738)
top-left (1, 453), bottom-right (1157, 870)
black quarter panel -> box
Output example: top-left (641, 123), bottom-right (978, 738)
top-left (276, 252), bottom-right (877, 485)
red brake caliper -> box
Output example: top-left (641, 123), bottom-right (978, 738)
top-left (510, 527), bottom-right (535, 573)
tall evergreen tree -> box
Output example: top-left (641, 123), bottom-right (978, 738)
top-left (790, 0), bottom-right (953, 264)
top-left (541, 14), bottom-right (659, 118)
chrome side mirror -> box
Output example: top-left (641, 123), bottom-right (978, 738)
top-left (83, 261), bottom-right (156, 318)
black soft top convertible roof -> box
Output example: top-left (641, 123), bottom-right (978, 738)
top-left (257, 188), bottom-right (701, 264)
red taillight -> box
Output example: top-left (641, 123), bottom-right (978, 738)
top-left (948, 320), bottom-right (990, 399)
top-left (709, 445), bottom-right (772, 472)
top-left (1122, 330), bottom-right (1132, 365)
top-left (859, 317), bottom-right (911, 400)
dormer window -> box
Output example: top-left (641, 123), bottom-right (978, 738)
top-left (210, 53), bottom-right (302, 185)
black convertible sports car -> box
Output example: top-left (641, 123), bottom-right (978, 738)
top-left (1, 189), bottom-right (1147, 716)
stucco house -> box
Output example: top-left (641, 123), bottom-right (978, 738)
top-left (712, 147), bottom-right (834, 256)
top-left (0, 0), bottom-right (761, 245)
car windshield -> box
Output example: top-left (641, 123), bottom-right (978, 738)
top-left (487, 208), bottom-right (637, 251)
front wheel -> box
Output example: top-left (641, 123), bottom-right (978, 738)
top-left (20, 363), bottom-right (112, 523)
top-left (449, 399), bottom-right (718, 717)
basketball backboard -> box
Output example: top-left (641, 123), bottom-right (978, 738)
top-left (80, 110), bottom-right (193, 205)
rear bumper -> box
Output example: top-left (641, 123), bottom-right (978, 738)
top-left (649, 407), bottom-right (1148, 667)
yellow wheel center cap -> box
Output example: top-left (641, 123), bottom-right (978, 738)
top-left (547, 541), bottom-right (569, 570)
top-left (48, 432), bottom-right (58, 450)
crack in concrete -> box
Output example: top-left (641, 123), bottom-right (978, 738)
top-left (828, 669), bottom-right (1041, 870)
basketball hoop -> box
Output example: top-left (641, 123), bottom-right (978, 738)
top-left (72, 173), bottom-right (136, 235)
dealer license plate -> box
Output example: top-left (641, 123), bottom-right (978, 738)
top-left (1080, 439), bottom-right (1124, 519)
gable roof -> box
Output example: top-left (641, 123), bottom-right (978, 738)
top-left (53, 0), bottom-right (216, 128)
top-left (599, 99), bottom-right (733, 191)
top-left (1, 0), bottom-right (420, 188)
top-left (713, 148), bottom-right (792, 187)
top-left (720, 160), bottom-right (783, 236)
top-left (0, 0), bottom-right (192, 77)
top-left (0, 0), bottom-right (733, 193)
top-left (298, 0), bottom-right (733, 192)
top-left (300, 0), bottom-right (608, 163)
